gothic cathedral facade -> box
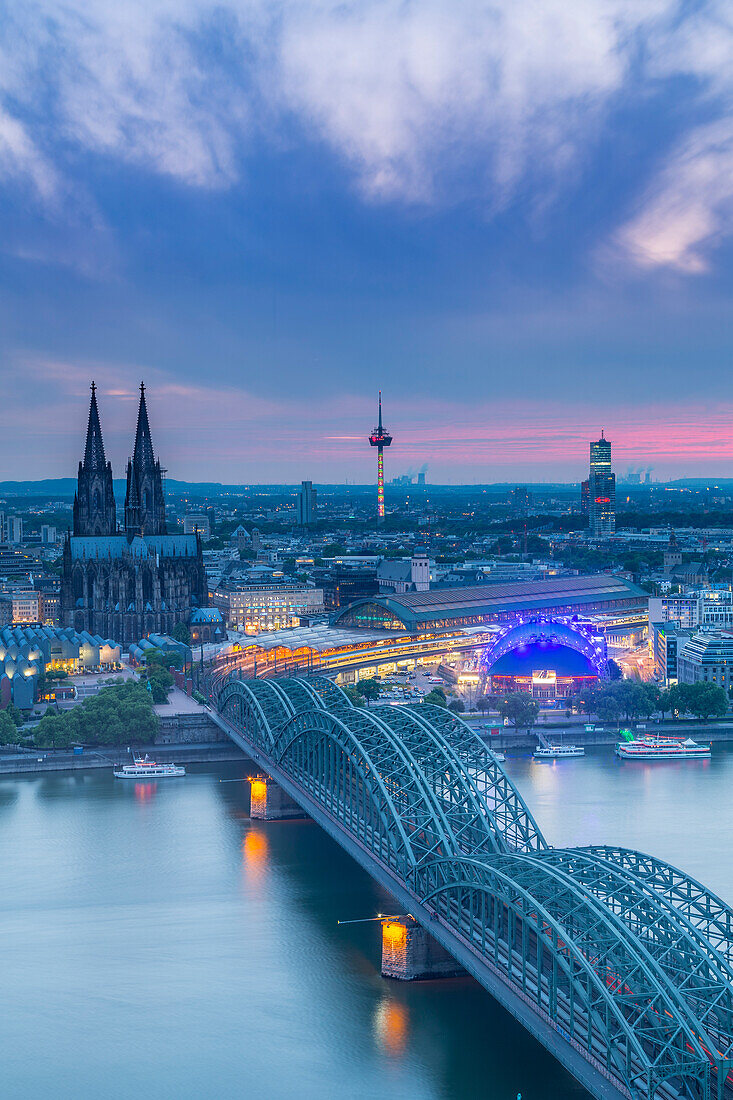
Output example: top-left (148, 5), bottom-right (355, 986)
top-left (61, 384), bottom-right (206, 644)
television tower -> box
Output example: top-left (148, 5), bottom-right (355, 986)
top-left (368, 390), bottom-right (392, 524)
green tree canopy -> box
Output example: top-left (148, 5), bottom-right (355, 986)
top-left (0, 709), bottom-right (19, 745)
top-left (422, 689), bottom-right (448, 708)
top-left (33, 682), bottom-right (160, 748)
top-left (499, 694), bottom-right (539, 731)
top-left (171, 622), bottom-right (191, 646)
top-left (355, 677), bottom-right (381, 706)
top-left (341, 684), bottom-right (365, 708)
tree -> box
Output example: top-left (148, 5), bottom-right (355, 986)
top-left (422, 689), bottom-right (448, 708)
top-left (668, 683), bottom-right (694, 718)
top-left (342, 684), bottom-right (365, 708)
top-left (355, 677), bottom-right (381, 706)
top-left (0, 709), bottom-right (19, 745)
top-left (137, 658), bottom-right (175, 703)
top-left (607, 659), bottom-right (623, 681)
top-left (5, 702), bottom-right (25, 728)
top-left (171, 622), bottom-right (191, 646)
top-left (476, 694), bottom-right (498, 714)
top-left (688, 682), bottom-right (728, 721)
top-left (499, 694), bottom-right (539, 732)
top-left (448, 698), bottom-right (465, 714)
top-left (32, 682), bottom-right (160, 748)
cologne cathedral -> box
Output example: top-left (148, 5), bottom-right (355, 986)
top-left (61, 383), bottom-right (206, 643)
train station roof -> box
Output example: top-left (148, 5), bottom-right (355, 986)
top-left (332, 574), bottom-right (648, 632)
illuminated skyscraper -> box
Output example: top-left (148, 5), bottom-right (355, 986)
top-left (588, 432), bottom-right (615, 538)
top-left (368, 391), bottom-right (392, 524)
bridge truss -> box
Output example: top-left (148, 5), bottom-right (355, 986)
top-left (216, 674), bottom-right (733, 1100)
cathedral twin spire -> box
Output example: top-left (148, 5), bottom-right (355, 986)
top-left (73, 382), bottom-right (167, 538)
top-left (73, 382), bottom-right (117, 537)
top-left (123, 383), bottom-right (167, 537)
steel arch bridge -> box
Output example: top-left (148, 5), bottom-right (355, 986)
top-left (214, 674), bottom-right (733, 1100)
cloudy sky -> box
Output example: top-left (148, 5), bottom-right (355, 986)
top-left (1, 0), bottom-right (732, 484)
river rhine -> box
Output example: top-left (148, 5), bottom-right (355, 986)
top-left (2, 743), bottom-right (732, 1100)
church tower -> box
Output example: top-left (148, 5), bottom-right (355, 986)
top-left (72, 382), bottom-right (117, 536)
top-left (124, 383), bottom-right (167, 537)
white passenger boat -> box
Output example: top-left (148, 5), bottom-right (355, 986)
top-left (534, 744), bottom-right (585, 759)
top-left (615, 736), bottom-right (711, 760)
top-left (114, 754), bottom-right (185, 778)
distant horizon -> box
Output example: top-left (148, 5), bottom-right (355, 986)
top-left (3, 474), bottom-right (733, 496)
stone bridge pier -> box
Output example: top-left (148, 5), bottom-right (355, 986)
top-left (381, 916), bottom-right (465, 981)
top-left (248, 776), bottom-right (306, 821)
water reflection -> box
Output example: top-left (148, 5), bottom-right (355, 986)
top-left (374, 997), bottom-right (409, 1057)
top-left (242, 826), bottom-right (269, 884)
top-left (134, 781), bottom-right (157, 802)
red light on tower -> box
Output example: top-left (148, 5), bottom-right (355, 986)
top-left (368, 390), bottom-right (392, 524)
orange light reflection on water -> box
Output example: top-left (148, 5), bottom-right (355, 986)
top-left (242, 827), bottom-right (269, 886)
top-left (374, 997), bottom-right (409, 1058)
top-left (134, 782), bottom-right (157, 802)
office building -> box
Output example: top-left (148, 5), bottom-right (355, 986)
top-left (12, 590), bottom-right (41, 624)
top-left (213, 581), bottom-right (324, 633)
top-left (183, 514), bottom-right (211, 541)
top-left (649, 590), bottom-right (733, 632)
top-left (296, 481), bottom-right (317, 526)
top-left (677, 631), bottom-right (733, 691)
top-left (588, 433), bottom-right (615, 538)
top-left (6, 517), bottom-right (23, 544)
top-left (649, 622), bottom-right (692, 685)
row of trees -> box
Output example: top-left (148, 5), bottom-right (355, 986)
top-left (32, 681), bottom-right (160, 749)
top-left (575, 680), bottom-right (728, 723)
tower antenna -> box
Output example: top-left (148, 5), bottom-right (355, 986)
top-left (368, 391), bottom-right (392, 525)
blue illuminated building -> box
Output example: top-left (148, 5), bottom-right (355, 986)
top-left (480, 616), bottom-right (608, 701)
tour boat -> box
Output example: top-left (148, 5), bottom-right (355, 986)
top-left (489, 749), bottom-right (506, 763)
top-left (534, 744), bottom-right (585, 759)
top-left (615, 736), bottom-right (711, 760)
top-left (114, 754), bottom-right (185, 778)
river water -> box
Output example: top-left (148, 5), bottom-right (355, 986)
top-left (1, 744), bottom-right (732, 1100)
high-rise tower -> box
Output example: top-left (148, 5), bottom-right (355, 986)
top-left (368, 391), bottom-right (392, 524)
top-left (72, 382), bottom-right (117, 536)
top-left (588, 432), bottom-right (615, 538)
top-left (124, 382), bottom-right (167, 537)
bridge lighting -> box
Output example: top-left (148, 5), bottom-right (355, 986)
top-left (249, 777), bottom-right (268, 816)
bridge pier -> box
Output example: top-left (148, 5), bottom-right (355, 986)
top-left (381, 916), bottom-right (464, 981)
top-left (249, 777), bottom-right (306, 821)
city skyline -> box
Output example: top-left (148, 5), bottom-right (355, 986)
top-left (2, 2), bottom-right (733, 482)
